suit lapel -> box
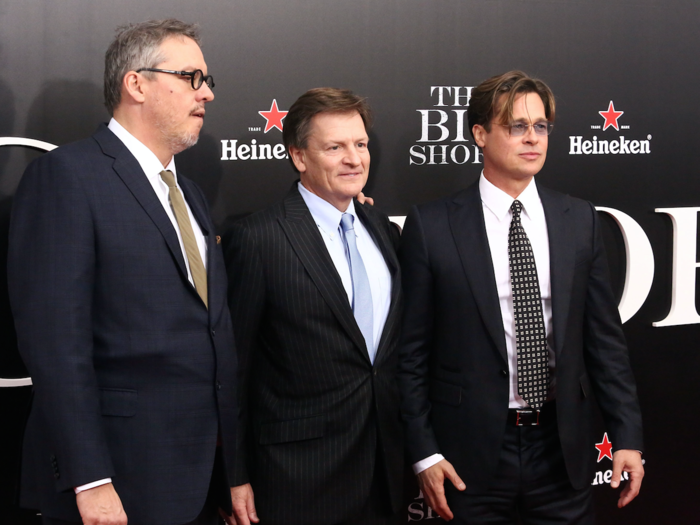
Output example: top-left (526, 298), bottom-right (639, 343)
top-left (93, 126), bottom-right (190, 289)
top-left (180, 178), bottom-right (224, 321)
top-left (448, 183), bottom-right (508, 365)
top-left (539, 186), bottom-right (575, 358)
top-left (278, 186), bottom-right (370, 362)
top-left (355, 202), bottom-right (400, 365)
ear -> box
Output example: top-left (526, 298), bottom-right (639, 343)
top-left (122, 71), bottom-right (147, 104)
top-left (472, 124), bottom-right (488, 148)
top-left (289, 146), bottom-right (307, 173)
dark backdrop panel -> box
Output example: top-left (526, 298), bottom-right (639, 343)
top-left (1, 1), bottom-right (697, 523)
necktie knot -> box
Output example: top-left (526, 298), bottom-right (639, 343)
top-left (340, 213), bottom-right (355, 233)
top-left (511, 200), bottom-right (523, 222)
top-left (160, 170), bottom-right (177, 188)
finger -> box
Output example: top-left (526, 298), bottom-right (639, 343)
top-left (364, 197), bottom-right (375, 206)
top-left (444, 466), bottom-right (466, 491)
top-left (617, 469), bottom-right (643, 508)
top-left (232, 503), bottom-right (251, 525)
top-left (247, 495), bottom-right (260, 523)
top-left (423, 482), bottom-right (454, 521)
top-left (610, 458), bottom-right (623, 489)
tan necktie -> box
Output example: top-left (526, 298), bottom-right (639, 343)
top-left (159, 170), bottom-right (208, 308)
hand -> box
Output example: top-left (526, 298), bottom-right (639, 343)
top-left (356, 192), bottom-right (374, 206)
top-left (417, 459), bottom-right (466, 521)
top-left (75, 483), bottom-right (127, 525)
top-left (223, 483), bottom-right (259, 525)
top-left (611, 449), bottom-right (644, 508)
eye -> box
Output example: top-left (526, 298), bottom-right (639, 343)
top-left (533, 122), bottom-right (548, 133)
top-left (357, 142), bottom-right (367, 148)
top-left (511, 123), bottom-right (528, 133)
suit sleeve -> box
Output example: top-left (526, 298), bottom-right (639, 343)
top-left (582, 202), bottom-right (644, 452)
top-left (225, 220), bottom-right (266, 485)
top-left (8, 153), bottom-right (115, 491)
top-left (396, 205), bottom-right (442, 463)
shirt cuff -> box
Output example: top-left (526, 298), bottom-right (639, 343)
top-left (412, 453), bottom-right (445, 475)
top-left (75, 478), bottom-right (112, 494)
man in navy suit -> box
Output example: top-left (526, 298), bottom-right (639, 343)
top-left (9, 19), bottom-right (238, 525)
top-left (398, 71), bottom-right (644, 524)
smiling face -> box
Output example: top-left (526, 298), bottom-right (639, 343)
top-left (144, 36), bottom-right (214, 155)
top-left (291, 111), bottom-right (370, 211)
top-left (473, 92), bottom-right (548, 192)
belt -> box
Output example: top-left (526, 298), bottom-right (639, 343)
top-left (507, 401), bottom-right (555, 426)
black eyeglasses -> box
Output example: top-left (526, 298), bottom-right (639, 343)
top-left (503, 120), bottom-right (554, 137)
top-left (136, 68), bottom-right (215, 90)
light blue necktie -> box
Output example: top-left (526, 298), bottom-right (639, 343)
top-left (340, 213), bottom-right (375, 362)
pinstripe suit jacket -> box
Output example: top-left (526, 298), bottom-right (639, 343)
top-left (226, 184), bottom-right (403, 525)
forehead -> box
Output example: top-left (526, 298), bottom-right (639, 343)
top-left (156, 36), bottom-right (206, 69)
top-left (510, 92), bottom-right (546, 120)
top-left (308, 111), bottom-right (367, 139)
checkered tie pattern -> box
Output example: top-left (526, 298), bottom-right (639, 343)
top-left (508, 200), bottom-right (549, 409)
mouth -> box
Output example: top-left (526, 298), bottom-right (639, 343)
top-left (191, 108), bottom-right (205, 119)
top-left (519, 152), bottom-right (540, 160)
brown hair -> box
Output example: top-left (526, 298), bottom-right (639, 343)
top-left (104, 19), bottom-right (201, 115)
top-left (283, 88), bottom-right (373, 172)
top-left (467, 70), bottom-right (555, 139)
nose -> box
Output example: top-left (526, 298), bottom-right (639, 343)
top-left (344, 146), bottom-right (362, 166)
top-left (198, 83), bottom-right (214, 103)
top-left (523, 124), bottom-right (539, 144)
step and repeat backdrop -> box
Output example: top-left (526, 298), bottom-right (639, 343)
top-left (0, 0), bottom-right (698, 523)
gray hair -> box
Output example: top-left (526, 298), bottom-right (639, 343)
top-left (103, 19), bottom-right (201, 115)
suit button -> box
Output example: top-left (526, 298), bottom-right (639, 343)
top-left (501, 370), bottom-right (508, 377)
top-left (216, 381), bottom-right (222, 390)
top-left (373, 369), bottom-right (378, 376)
top-left (211, 329), bottom-right (216, 337)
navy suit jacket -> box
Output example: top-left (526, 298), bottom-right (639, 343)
top-left (8, 124), bottom-right (238, 524)
top-left (398, 181), bottom-right (643, 491)
top-left (225, 185), bottom-right (404, 525)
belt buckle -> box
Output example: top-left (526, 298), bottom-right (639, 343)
top-left (515, 409), bottom-right (540, 426)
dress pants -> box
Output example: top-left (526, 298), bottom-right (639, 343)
top-left (445, 403), bottom-right (594, 525)
top-left (339, 435), bottom-right (400, 525)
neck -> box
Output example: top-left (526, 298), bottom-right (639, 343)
top-left (482, 169), bottom-right (533, 199)
top-left (112, 110), bottom-right (173, 167)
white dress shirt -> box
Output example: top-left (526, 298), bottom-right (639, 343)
top-left (298, 182), bottom-right (392, 360)
top-left (75, 120), bottom-right (209, 494)
top-left (413, 173), bottom-right (556, 475)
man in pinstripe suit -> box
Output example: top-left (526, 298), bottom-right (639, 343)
top-left (226, 88), bottom-right (403, 525)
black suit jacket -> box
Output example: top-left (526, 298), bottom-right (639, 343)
top-left (8, 124), bottom-right (237, 524)
top-left (398, 181), bottom-right (643, 491)
top-left (226, 184), bottom-right (403, 525)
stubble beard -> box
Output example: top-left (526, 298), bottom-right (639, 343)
top-left (153, 96), bottom-right (202, 155)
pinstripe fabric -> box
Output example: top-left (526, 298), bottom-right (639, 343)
top-left (226, 184), bottom-right (403, 525)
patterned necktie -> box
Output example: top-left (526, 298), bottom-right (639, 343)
top-left (159, 170), bottom-right (208, 309)
top-left (340, 213), bottom-right (375, 362)
top-left (508, 200), bottom-right (549, 409)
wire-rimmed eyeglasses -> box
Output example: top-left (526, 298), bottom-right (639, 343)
top-left (503, 121), bottom-right (554, 137)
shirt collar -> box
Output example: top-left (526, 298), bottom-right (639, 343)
top-left (108, 118), bottom-right (177, 181)
top-left (479, 172), bottom-right (540, 222)
top-left (298, 181), bottom-right (357, 239)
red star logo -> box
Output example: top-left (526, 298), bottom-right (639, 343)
top-left (258, 99), bottom-right (288, 133)
top-left (599, 101), bottom-right (624, 131)
top-left (595, 432), bottom-right (613, 462)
